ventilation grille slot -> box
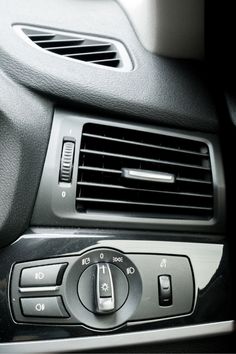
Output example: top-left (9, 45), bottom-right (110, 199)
top-left (76, 124), bottom-right (214, 220)
top-left (19, 26), bottom-right (132, 70)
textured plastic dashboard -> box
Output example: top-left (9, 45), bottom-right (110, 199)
top-left (0, 0), bottom-right (219, 134)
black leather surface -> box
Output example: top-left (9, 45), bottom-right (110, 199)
top-left (0, 70), bottom-right (53, 247)
top-left (0, 0), bottom-right (218, 133)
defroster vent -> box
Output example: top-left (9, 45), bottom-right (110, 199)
top-left (76, 124), bottom-right (214, 220)
top-left (16, 26), bottom-right (133, 71)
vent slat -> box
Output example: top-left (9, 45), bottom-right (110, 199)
top-left (76, 198), bottom-right (213, 212)
top-left (79, 166), bottom-right (121, 174)
top-left (80, 149), bottom-right (211, 171)
top-left (76, 123), bottom-right (214, 220)
top-left (28, 34), bottom-right (55, 41)
top-left (77, 181), bottom-right (213, 199)
top-left (176, 177), bottom-right (212, 184)
top-left (91, 59), bottom-right (121, 67)
top-left (47, 43), bottom-right (111, 55)
top-left (35, 38), bottom-right (84, 48)
top-left (82, 132), bottom-right (209, 157)
top-left (78, 165), bottom-right (212, 184)
top-left (65, 50), bottom-right (117, 61)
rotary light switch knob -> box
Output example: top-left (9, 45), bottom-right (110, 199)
top-left (76, 248), bottom-right (142, 329)
top-left (78, 262), bottom-right (129, 316)
top-left (96, 263), bottom-right (115, 313)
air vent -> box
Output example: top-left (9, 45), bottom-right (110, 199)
top-left (76, 124), bottom-right (214, 220)
top-left (16, 26), bottom-right (133, 71)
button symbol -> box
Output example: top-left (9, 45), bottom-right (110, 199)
top-left (82, 257), bottom-right (90, 266)
top-left (101, 283), bottom-right (109, 292)
top-left (35, 272), bottom-right (45, 280)
top-left (100, 265), bottom-right (106, 274)
top-left (113, 256), bottom-right (123, 263)
top-left (160, 258), bottom-right (167, 268)
top-left (100, 253), bottom-right (104, 260)
top-left (126, 267), bottom-right (135, 275)
top-left (62, 191), bottom-right (66, 198)
top-left (35, 303), bottom-right (45, 312)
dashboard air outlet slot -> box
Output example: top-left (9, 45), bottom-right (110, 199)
top-left (16, 26), bottom-right (133, 71)
top-left (76, 124), bottom-right (214, 220)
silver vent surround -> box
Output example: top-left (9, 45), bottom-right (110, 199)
top-left (14, 25), bottom-right (133, 71)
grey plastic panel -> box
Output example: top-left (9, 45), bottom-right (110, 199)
top-left (31, 109), bottom-right (225, 233)
top-left (129, 254), bottom-right (194, 321)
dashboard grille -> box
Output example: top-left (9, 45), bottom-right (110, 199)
top-left (19, 27), bottom-right (132, 70)
top-left (76, 124), bottom-right (214, 220)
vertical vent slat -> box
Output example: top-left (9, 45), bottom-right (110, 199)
top-left (76, 123), bottom-right (214, 220)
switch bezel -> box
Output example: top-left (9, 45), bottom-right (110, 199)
top-left (10, 247), bottom-right (194, 330)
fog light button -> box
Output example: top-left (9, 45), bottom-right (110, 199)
top-left (20, 297), bottom-right (68, 318)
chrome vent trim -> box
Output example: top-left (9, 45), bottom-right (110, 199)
top-left (121, 169), bottom-right (176, 183)
top-left (15, 25), bottom-right (133, 71)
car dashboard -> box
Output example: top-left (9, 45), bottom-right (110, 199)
top-left (0, 0), bottom-right (235, 353)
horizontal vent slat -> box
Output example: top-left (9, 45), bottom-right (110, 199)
top-left (76, 198), bottom-right (213, 211)
top-left (91, 59), bottom-right (120, 67)
top-left (76, 123), bottom-right (214, 220)
top-left (78, 166), bottom-right (211, 185)
top-left (28, 34), bottom-right (55, 41)
top-left (82, 133), bottom-right (209, 157)
top-left (176, 177), bottom-right (211, 184)
top-left (77, 181), bottom-right (213, 199)
top-left (80, 149), bottom-right (210, 171)
top-left (65, 50), bottom-right (117, 61)
top-left (34, 38), bottom-right (84, 48)
top-left (47, 43), bottom-right (111, 55)
top-left (79, 166), bottom-right (121, 174)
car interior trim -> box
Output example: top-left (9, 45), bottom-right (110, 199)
top-left (0, 321), bottom-right (234, 353)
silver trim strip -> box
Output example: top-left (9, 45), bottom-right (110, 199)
top-left (19, 286), bottom-right (59, 293)
top-left (0, 321), bottom-right (234, 353)
top-left (121, 168), bottom-right (175, 183)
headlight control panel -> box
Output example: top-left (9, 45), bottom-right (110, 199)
top-left (10, 248), bottom-right (194, 330)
